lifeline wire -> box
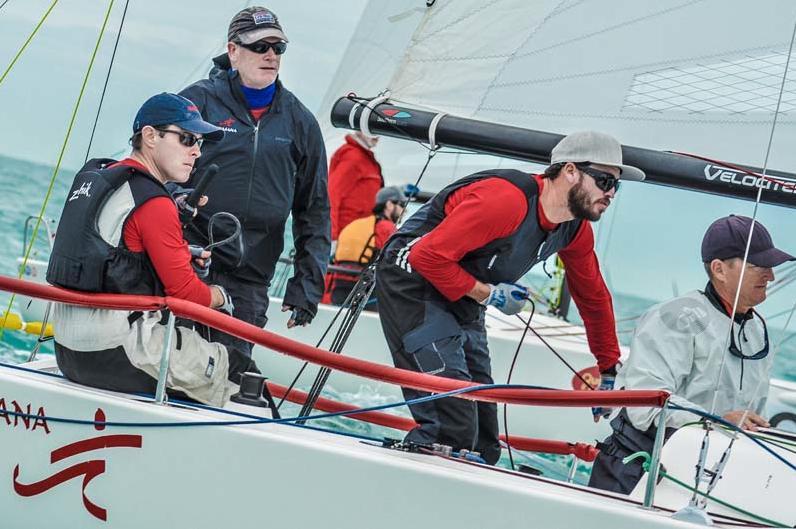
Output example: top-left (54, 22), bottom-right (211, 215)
top-left (84, 0), bottom-right (131, 163)
top-left (2, 358), bottom-right (793, 477)
top-left (0, 0), bottom-right (59, 87)
top-left (0, 0), bottom-right (116, 342)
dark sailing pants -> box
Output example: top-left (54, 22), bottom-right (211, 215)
top-left (376, 267), bottom-right (501, 465)
top-left (200, 269), bottom-right (270, 359)
top-left (588, 411), bottom-right (676, 494)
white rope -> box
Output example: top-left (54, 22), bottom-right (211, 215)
top-left (358, 92), bottom-right (391, 138)
top-left (428, 111), bottom-right (447, 151)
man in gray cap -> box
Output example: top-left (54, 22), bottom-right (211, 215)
top-left (588, 214), bottom-right (794, 494)
top-left (326, 186), bottom-right (407, 307)
top-left (179, 7), bottom-right (330, 358)
top-left (375, 131), bottom-right (644, 464)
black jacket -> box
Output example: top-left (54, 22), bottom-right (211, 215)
top-left (180, 54), bottom-right (330, 315)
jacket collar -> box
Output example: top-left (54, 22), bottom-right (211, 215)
top-left (209, 54), bottom-right (285, 122)
top-left (702, 281), bottom-right (754, 324)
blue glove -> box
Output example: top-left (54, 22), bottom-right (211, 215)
top-left (591, 374), bottom-right (616, 422)
top-left (403, 183), bottom-right (420, 198)
top-left (481, 283), bottom-right (528, 315)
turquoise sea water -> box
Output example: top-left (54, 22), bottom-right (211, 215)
top-left (0, 154), bottom-right (793, 481)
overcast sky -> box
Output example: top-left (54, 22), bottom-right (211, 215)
top-left (0, 0), bottom-right (367, 168)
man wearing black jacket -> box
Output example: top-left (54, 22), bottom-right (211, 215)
top-left (179, 7), bottom-right (330, 356)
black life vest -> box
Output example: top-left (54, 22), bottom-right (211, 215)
top-left (46, 158), bottom-right (171, 296)
top-left (381, 169), bottom-right (582, 320)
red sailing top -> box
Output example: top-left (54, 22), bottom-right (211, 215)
top-left (407, 175), bottom-right (620, 372)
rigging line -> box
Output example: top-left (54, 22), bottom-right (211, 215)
top-left (504, 299), bottom-right (536, 471)
top-left (0, 0), bottom-right (58, 87)
top-left (84, 0), bottom-right (130, 163)
top-left (0, 0), bottom-right (10, 12)
top-left (709, 18), bottom-right (796, 417)
top-left (772, 300), bottom-right (796, 353)
top-left (515, 313), bottom-right (596, 390)
top-left (0, 0), bottom-right (116, 341)
top-left (292, 148), bottom-right (438, 417)
top-left (670, 151), bottom-right (796, 192)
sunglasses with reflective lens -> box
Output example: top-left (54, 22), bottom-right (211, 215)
top-left (238, 40), bottom-right (288, 55)
top-left (158, 129), bottom-right (203, 148)
top-left (580, 166), bottom-right (621, 193)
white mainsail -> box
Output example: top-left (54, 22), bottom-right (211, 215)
top-left (319, 0), bottom-right (796, 309)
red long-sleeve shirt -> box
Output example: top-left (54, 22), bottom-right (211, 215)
top-left (114, 159), bottom-right (212, 307)
top-left (328, 135), bottom-right (384, 240)
top-left (407, 174), bottom-right (620, 371)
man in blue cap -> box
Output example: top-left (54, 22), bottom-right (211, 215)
top-left (588, 214), bottom-right (794, 494)
top-left (47, 93), bottom-right (257, 406)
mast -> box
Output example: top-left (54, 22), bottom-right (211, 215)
top-left (331, 97), bottom-right (796, 209)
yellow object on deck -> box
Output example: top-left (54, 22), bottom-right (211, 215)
top-left (1, 312), bottom-right (53, 337)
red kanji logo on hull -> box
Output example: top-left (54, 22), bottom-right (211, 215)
top-left (13, 408), bottom-right (142, 522)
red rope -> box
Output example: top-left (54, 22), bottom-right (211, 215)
top-left (0, 275), bottom-right (668, 408)
top-left (670, 150), bottom-right (796, 191)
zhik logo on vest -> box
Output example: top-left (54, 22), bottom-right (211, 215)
top-left (69, 181), bottom-right (92, 202)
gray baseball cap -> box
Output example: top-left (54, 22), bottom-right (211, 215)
top-left (550, 131), bottom-right (645, 182)
top-left (228, 7), bottom-right (288, 44)
top-left (375, 186), bottom-right (408, 207)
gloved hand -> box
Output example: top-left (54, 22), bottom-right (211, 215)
top-left (170, 185), bottom-right (208, 226)
top-left (480, 282), bottom-right (528, 315)
top-left (591, 373), bottom-right (616, 423)
top-left (188, 245), bottom-right (211, 279)
top-left (282, 305), bottom-right (314, 328)
top-left (211, 284), bottom-right (235, 315)
top-left (403, 183), bottom-right (420, 198)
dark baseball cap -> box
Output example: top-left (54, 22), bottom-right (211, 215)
top-left (375, 186), bottom-right (408, 207)
top-left (701, 214), bottom-right (795, 268)
top-left (133, 93), bottom-right (224, 142)
top-left (228, 7), bottom-right (288, 44)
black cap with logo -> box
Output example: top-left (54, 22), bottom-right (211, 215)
top-left (228, 7), bottom-right (288, 44)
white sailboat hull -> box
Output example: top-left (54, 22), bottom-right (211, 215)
top-left (0, 361), bottom-right (760, 529)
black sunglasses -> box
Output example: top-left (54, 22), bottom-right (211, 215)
top-left (729, 310), bottom-right (769, 361)
top-left (157, 128), bottom-right (203, 148)
top-left (580, 166), bottom-right (621, 193)
top-left (237, 40), bottom-right (287, 55)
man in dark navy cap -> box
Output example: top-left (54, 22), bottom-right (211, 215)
top-left (180, 6), bottom-right (330, 359)
top-left (48, 93), bottom-right (257, 406)
top-left (588, 214), bottom-right (794, 494)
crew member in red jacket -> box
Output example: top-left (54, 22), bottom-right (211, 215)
top-left (375, 131), bottom-right (644, 464)
top-left (328, 132), bottom-right (384, 242)
top-left (325, 186), bottom-right (407, 307)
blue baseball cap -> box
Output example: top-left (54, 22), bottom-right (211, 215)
top-left (133, 93), bottom-right (224, 142)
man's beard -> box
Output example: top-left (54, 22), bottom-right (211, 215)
top-left (567, 178), bottom-right (603, 222)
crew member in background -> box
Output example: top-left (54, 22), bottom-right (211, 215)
top-left (328, 131), bottom-right (384, 246)
top-left (179, 6), bottom-right (330, 356)
top-left (48, 93), bottom-right (257, 406)
top-left (588, 215), bottom-right (792, 494)
top-left (375, 131), bottom-right (645, 465)
top-left (326, 186), bottom-right (407, 307)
